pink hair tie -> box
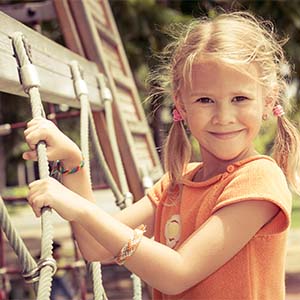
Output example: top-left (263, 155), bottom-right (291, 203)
top-left (172, 108), bottom-right (184, 122)
top-left (273, 105), bottom-right (285, 117)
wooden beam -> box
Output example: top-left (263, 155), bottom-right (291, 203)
top-left (0, 11), bottom-right (102, 110)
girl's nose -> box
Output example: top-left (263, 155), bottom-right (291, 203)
top-left (212, 104), bottom-right (236, 125)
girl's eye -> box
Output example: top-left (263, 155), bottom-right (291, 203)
top-left (196, 97), bottom-right (213, 104)
top-left (233, 96), bottom-right (249, 102)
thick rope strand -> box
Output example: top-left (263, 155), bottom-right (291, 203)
top-left (98, 75), bottom-right (130, 196)
top-left (88, 262), bottom-right (108, 300)
top-left (87, 104), bottom-right (125, 209)
top-left (70, 61), bottom-right (107, 300)
top-left (12, 32), bottom-right (55, 300)
top-left (0, 196), bottom-right (37, 274)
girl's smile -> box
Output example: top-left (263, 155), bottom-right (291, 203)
top-left (208, 129), bottom-right (246, 140)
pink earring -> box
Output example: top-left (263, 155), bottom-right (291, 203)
top-left (172, 108), bottom-right (184, 122)
top-left (273, 105), bottom-right (285, 117)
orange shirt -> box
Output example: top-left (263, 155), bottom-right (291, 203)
top-left (147, 156), bottom-right (292, 300)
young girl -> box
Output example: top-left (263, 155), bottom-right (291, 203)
top-left (24, 12), bottom-right (299, 300)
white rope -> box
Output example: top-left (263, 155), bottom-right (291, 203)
top-left (12, 32), bottom-right (55, 300)
top-left (70, 61), bottom-right (107, 300)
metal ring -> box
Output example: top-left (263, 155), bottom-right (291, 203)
top-left (23, 257), bottom-right (57, 283)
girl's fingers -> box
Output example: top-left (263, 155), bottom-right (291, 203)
top-left (30, 195), bottom-right (45, 217)
top-left (27, 180), bottom-right (51, 217)
top-left (26, 129), bottom-right (46, 145)
top-left (24, 123), bottom-right (40, 134)
top-left (25, 118), bottom-right (53, 142)
top-left (27, 191), bottom-right (42, 216)
top-left (27, 117), bottom-right (44, 127)
top-left (27, 188), bottom-right (43, 206)
top-left (23, 151), bottom-right (38, 161)
top-left (28, 179), bottom-right (46, 191)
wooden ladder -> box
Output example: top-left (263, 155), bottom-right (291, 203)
top-left (54, 0), bottom-right (163, 200)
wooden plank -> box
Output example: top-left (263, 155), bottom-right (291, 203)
top-left (88, 0), bottom-right (109, 28)
top-left (128, 123), bottom-right (149, 135)
top-left (113, 72), bottom-right (135, 91)
top-left (93, 17), bottom-right (118, 47)
top-left (0, 11), bottom-right (103, 110)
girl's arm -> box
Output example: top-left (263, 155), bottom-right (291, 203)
top-left (75, 199), bottom-right (279, 294)
top-left (62, 159), bottom-right (156, 261)
top-left (28, 178), bottom-right (279, 295)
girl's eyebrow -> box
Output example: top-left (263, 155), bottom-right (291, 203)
top-left (189, 91), bottom-right (216, 97)
top-left (189, 90), bottom-right (255, 97)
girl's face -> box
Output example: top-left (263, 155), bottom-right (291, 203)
top-left (178, 59), bottom-right (271, 162)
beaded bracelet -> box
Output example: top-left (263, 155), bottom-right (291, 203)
top-left (50, 158), bottom-right (85, 179)
top-left (115, 224), bottom-right (147, 266)
top-left (60, 159), bottom-right (85, 175)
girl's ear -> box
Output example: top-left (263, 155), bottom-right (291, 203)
top-left (174, 95), bottom-right (187, 120)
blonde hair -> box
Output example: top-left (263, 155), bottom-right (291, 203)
top-left (151, 11), bottom-right (300, 194)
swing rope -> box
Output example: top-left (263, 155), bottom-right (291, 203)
top-left (12, 32), bottom-right (56, 300)
top-left (70, 61), bottom-right (107, 300)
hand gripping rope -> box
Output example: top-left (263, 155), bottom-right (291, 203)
top-left (11, 32), bottom-right (56, 300)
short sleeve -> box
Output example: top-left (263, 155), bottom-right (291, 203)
top-left (212, 159), bottom-right (292, 235)
top-left (146, 172), bottom-right (171, 206)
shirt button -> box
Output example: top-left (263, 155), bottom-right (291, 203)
top-left (227, 165), bottom-right (235, 173)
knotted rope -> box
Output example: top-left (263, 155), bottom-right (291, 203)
top-left (12, 32), bottom-right (56, 300)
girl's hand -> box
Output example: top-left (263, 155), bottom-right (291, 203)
top-left (23, 117), bottom-right (81, 162)
top-left (28, 177), bottom-right (86, 221)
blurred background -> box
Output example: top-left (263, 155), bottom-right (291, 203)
top-left (0, 1), bottom-right (299, 299)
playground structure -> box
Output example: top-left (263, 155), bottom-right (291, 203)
top-left (0, 1), bottom-right (163, 299)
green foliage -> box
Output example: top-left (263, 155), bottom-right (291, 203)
top-left (110, 0), bottom-right (191, 94)
top-left (2, 185), bottom-right (28, 198)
